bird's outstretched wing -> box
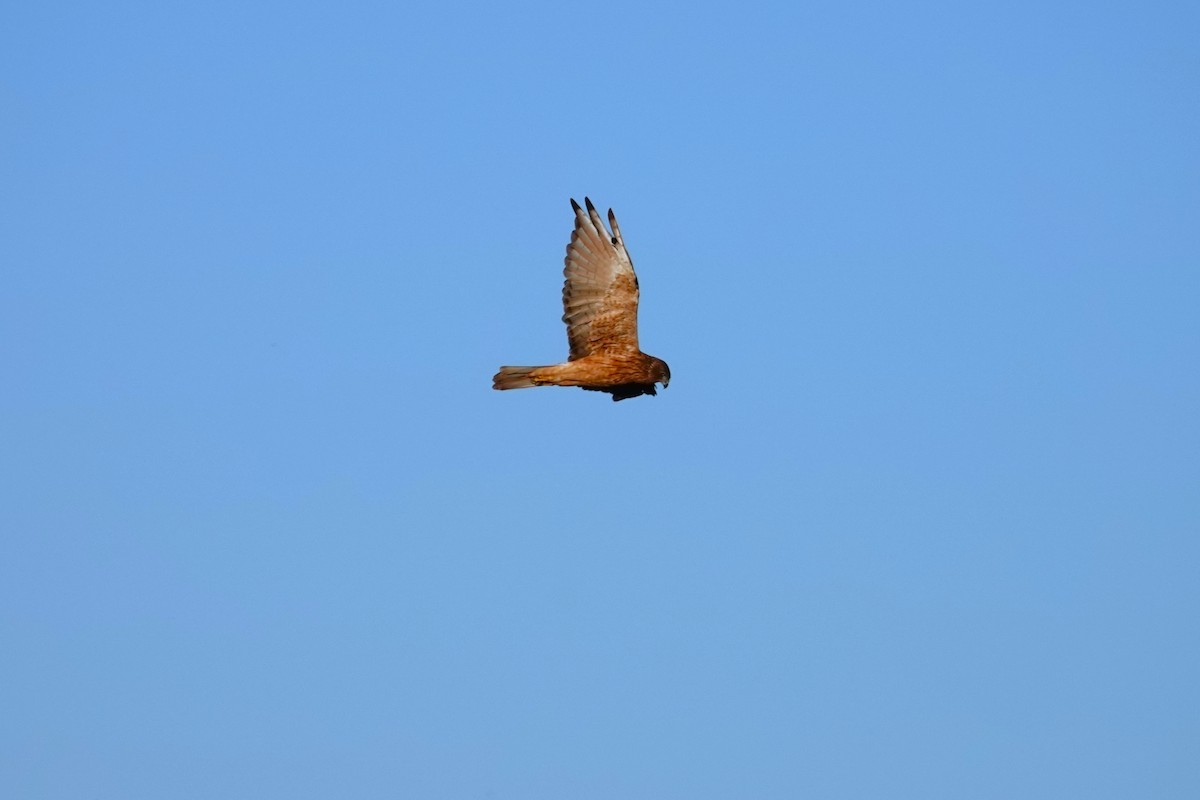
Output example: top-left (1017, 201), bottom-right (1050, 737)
top-left (562, 197), bottom-right (640, 360)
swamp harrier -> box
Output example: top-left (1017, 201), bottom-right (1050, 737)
top-left (492, 198), bottom-right (670, 402)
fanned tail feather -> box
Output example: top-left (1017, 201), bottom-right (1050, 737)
top-left (492, 366), bottom-right (542, 390)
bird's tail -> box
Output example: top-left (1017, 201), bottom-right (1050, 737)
top-left (492, 366), bottom-right (543, 390)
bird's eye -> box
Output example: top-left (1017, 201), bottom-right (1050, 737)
top-left (611, 237), bottom-right (618, 245)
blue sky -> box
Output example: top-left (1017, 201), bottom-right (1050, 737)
top-left (2, 1), bottom-right (1197, 797)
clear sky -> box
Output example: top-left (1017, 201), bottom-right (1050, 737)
top-left (2, 1), bottom-right (1197, 798)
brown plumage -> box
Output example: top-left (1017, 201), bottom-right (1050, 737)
top-left (493, 198), bottom-right (670, 401)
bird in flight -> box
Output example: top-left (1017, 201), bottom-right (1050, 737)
top-left (493, 198), bottom-right (670, 402)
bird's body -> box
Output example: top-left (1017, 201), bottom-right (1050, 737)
top-left (492, 198), bottom-right (670, 401)
top-left (493, 352), bottom-right (666, 399)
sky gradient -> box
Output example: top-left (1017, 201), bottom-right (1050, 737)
top-left (2, 1), bottom-right (1198, 798)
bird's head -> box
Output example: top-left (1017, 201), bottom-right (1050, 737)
top-left (651, 357), bottom-right (671, 389)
